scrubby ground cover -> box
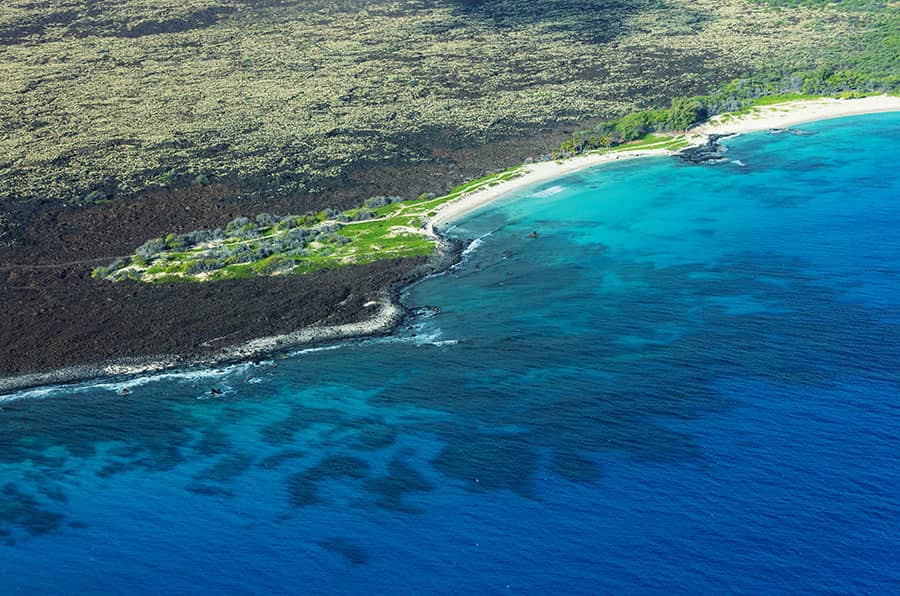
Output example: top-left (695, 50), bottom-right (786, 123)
top-left (93, 166), bottom-right (524, 282)
top-left (0, 0), bottom-right (877, 209)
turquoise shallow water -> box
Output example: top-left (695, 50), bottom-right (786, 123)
top-left (1, 113), bottom-right (899, 593)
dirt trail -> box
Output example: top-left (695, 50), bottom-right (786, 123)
top-left (0, 256), bottom-right (124, 271)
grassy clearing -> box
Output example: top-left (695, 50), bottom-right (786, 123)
top-left (581, 134), bottom-right (690, 156)
top-left (749, 93), bottom-right (823, 106)
top-left (93, 168), bottom-right (524, 283)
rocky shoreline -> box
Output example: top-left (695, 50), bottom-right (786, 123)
top-left (0, 236), bottom-right (462, 395)
top-left (678, 133), bottom-right (733, 164)
top-left (0, 127), bottom-right (733, 396)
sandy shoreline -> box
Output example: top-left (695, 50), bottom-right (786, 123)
top-left (2, 95), bottom-right (899, 395)
top-left (426, 147), bottom-right (677, 234)
top-left (428, 95), bottom-right (900, 232)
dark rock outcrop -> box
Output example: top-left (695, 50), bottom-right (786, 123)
top-left (679, 134), bottom-right (731, 164)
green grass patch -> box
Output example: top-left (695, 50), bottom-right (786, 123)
top-left (749, 93), bottom-right (822, 106)
top-left (96, 194), bottom-right (444, 283)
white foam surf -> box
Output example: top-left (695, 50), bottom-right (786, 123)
top-left (531, 185), bottom-right (566, 198)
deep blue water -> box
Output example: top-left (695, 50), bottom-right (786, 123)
top-left (2, 114), bottom-right (899, 594)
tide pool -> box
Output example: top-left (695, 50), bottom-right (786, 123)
top-left (1, 113), bottom-right (899, 593)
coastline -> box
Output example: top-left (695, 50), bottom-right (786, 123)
top-left (428, 95), bottom-right (900, 233)
top-left (0, 238), bottom-right (460, 396)
top-left (3, 95), bottom-right (899, 395)
top-left (0, 299), bottom-right (401, 396)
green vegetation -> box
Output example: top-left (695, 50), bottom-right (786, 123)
top-left (556, 98), bottom-right (711, 156)
top-left (557, 74), bottom-right (894, 158)
top-left (555, 0), bottom-right (898, 157)
top-left (558, 68), bottom-right (898, 158)
top-left (0, 0), bottom-right (880, 206)
top-left (93, 167), bottom-right (524, 283)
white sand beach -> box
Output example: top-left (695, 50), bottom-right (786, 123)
top-left (691, 95), bottom-right (900, 139)
top-left (428, 95), bottom-right (900, 233)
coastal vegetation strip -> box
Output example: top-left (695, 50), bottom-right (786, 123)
top-left (555, 88), bottom-right (897, 159)
top-left (93, 167), bottom-right (525, 283)
top-left (553, 7), bottom-right (899, 159)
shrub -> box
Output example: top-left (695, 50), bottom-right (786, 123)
top-left (352, 210), bottom-right (375, 221)
top-left (164, 233), bottom-right (185, 249)
top-left (222, 244), bottom-right (254, 263)
top-left (136, 237), bottom-right (167, 259)
top-left (279, 228), bottom-right (310, 249)
top-left (261, 257), bottom-right (295, 275)
top-left (185, 259), bottom-right (223, 274)
top-left (272, 216), bottom-right (300, 231)
top-left (231, 223), bottom-right (260, 239)
top-left (180, 229), bottom-right (219, 247)
top-left (225, 216), bottom-right (250, 233)
top-left (255, 213), bottom-right (282, 227)
top-left (92, 257), bottom-right (129, 279)
top-left (614, 111), bottom-right (652, 141)
top-left (665, 97), bottom-right (705, 130)
top-left (298, 214), bottom-right (319, 226)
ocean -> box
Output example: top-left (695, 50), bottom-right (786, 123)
top-left (1, 113), bottom-right (899, 593)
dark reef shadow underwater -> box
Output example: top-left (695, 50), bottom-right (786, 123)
top-left (1, 113), bottom-right (899, 593)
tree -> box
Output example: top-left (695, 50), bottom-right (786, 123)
top-left (614, 112), bottom-right (651, 141)
top-left (666, 97), bottom-right (704, 131)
